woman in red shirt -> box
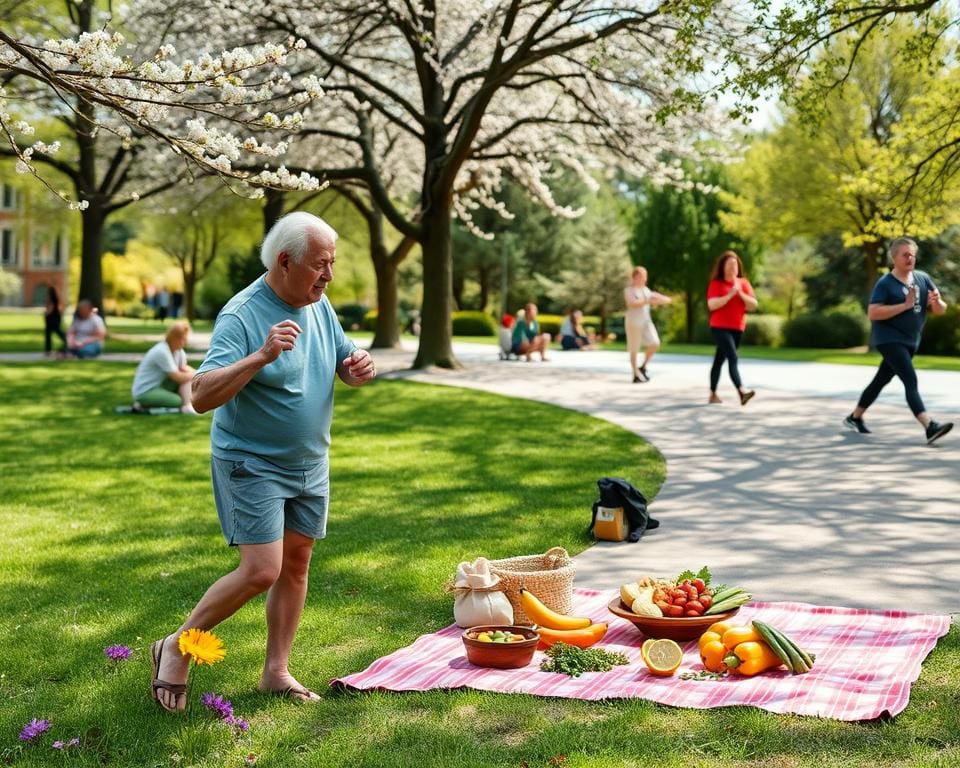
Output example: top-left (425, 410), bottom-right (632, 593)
top-left (706, 250), bottom-right (758, 405)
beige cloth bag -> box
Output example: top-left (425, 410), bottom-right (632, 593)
top-left (451, 557), bottom-right (515, 628)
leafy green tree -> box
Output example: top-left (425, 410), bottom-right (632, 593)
top-left (757, 238), bottom-right (823, 319)
top-left (723, 17), bottom-right (960, 296)
top-left (628, 167), bottom-right (751, 340)
top-left (538, 209), bottom-right (632, 335)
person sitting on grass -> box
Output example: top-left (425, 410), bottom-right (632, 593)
top-left (65, 299), bottom-right (107, 359)
top-left (511, 302), bottom-right (551, 361)
top-left (559, 309), bottom-right (596, 350)
top-left (131, 321), bottom-right (199, 414)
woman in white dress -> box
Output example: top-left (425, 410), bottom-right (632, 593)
top-left (624, 266), bottom-right (672, 382)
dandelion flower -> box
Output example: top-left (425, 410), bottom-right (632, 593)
top-left (178, 628), bottom-right (226, 665)
top-left (19, 718), bottom-right (51, 741)
top-left (104, 644), bottom-right (133, 661)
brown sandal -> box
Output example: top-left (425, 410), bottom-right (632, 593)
top-left (150, 638), bottom-right (186, 712)
top-left (272, 685), bottom-right (321, 702)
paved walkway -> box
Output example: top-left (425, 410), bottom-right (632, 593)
top-left (7, 340), bottom-right (958, 614)
top-left (372, 342), bottom-right (960, 616)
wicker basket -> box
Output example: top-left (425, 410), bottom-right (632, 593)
top-left (488, 546), bottom-right (576, 626)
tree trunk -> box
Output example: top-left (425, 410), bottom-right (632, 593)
top-left (864, 240), bottom-right (883, 296)
top-left (77, 205), bottom-right (105, 309)
top-left (414, 205), bottom-right (458, 368)
top-left (184, 272), bottom-right (197, 322)
top-left (685, 290), bottom-right (695, 342)
top-left (263, 188), bottom-right (285, 233)
top-left (371, 233), bottom-right (401, 349)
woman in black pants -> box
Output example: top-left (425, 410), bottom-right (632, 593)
top-left (706, 251), bottom-right (757, 405)
top-left (44, 285), bottom-right (66, 356)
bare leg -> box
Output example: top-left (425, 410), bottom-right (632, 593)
top-left (154, 541), bottom-right (283, 712)
top-left (258, 529), bottom-right (320, 700)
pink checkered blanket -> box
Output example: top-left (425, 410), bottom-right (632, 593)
top-left (332, 588), bottom-right (950, 720)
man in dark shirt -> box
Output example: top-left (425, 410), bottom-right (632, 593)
top-left (844, 237), bottom-right (952, 444)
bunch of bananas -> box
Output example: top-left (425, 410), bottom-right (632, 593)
top-left (519, 589), bottom-right (607, 649)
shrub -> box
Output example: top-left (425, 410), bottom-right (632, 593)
top-left (452, 310), bottom-right (497, 336)
top-left (363, 310), bottom-right (378, 331)
top-left (742, 314), bottom-right (784, 347)
top-left (337, 303), bottom-right (369, 330)
top-left (782, 307), bottom-right (867, 349)
top-left (536, 313), bottom-right (564, 337)
top-left (919, 305), bottom-right (960, 356)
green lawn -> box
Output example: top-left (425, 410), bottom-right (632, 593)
top-left (1, 361), bottom-right (958, 767)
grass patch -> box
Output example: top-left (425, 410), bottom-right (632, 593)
top-left (0, 357), bottom-right (957, 767)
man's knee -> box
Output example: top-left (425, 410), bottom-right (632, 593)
top-left (243, 562), bottom-right (283, 592)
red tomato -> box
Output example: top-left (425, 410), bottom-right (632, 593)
top-left (679, 584), bottom-right (694, 596)
top-left (665, 604), bottom-right (684, 617)
top-left (685, 609), bottom-right (702, 617)
top-left (655, 600), bottom-right (670, 612)
top-left (700, 595), bottom-right (713, 609)
top-left (673, 596), bottom-right (687, 607)
top-left (693, 578), bottom-right (707, 592)
top-left (688, 589), bottom-right (699, 601)
top-left (686, 600), bottom-right (704, 614)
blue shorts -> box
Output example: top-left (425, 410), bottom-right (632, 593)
top-left (211, 455), bottom-right (328, 545)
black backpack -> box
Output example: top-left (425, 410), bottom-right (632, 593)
top-left (588, 477), bottom-right (660, 543)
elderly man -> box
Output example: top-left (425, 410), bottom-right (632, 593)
top-left (844, 237), bottom-right (952, 444)
top-left (150, 211), bottom-right (375, 711)
top-left (65, 299), bottom-right (107, 358)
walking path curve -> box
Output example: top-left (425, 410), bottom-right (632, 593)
top-left (6, 341), bottom-right (957, 614)
top-left (372, 342), bottom-right (960, 616)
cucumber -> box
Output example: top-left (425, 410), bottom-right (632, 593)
top-left (756, 621), bottom-right (811, 674)
top-left (710, 586), bottom-right (746, 603)
top-left (752, 620), bottom-right (797, 672)
top-left (704, 592), bottom-right (752, 615)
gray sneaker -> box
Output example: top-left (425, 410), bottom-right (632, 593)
top-left (843, 414), bottom-right (871, 434)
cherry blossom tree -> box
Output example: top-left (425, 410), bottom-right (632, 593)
top-left (0, 0), bottom-right (321, 308)
top-left (152, 0), bottom-right (743, 368)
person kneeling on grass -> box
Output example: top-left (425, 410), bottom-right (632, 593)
top-left (131, 321), bottom-right (199, 414)
top-left (511, 302), bottom-right (551, 361)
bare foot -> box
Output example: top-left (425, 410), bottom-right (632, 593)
top-left (154, 635), bottom-right (190, 712)
top-left (259, 673), bottom-right (322, 702)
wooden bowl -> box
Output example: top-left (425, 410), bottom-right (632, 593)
top-left (607, 598), bottom-right (741, 642)
top-left (462, 625), bottom-right (540, 669)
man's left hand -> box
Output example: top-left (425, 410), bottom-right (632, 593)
top-left (342, 349), bottom-right (376, 384)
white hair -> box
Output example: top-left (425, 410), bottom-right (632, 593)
top-left (260, 211), bottom-right (338, 270)
top-left (888, 236), bottom-right (918, 260)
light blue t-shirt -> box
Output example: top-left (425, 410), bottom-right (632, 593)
top-left (197, 276), bottom-right (356, 472)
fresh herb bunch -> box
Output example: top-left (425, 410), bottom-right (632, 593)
top-left (675, 565), bottom-right (712, 585)
top-left (539, 643), bottom-right (629, 677)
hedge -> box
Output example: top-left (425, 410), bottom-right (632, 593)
top-left (782, 308), bottom-right (867, 349)
top-left (742, 314), bottom-right (784, 347)
top-left (452, 311), bottom-right (497, 336)
top-left (919, 305), bottom-right (960, 356)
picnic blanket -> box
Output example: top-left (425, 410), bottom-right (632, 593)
top-left (332, 588), bottom-right (951, 720)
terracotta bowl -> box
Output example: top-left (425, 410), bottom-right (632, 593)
top-left (607, 598), bottom-right (741, 642)
top-left (462, 625), bottom-right (540, 669)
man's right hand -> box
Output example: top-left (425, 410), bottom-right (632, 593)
top-left (260, 320), bottom-right (302, 363)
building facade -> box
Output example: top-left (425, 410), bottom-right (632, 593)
top-left (0, 181), bottom-right (69, 307)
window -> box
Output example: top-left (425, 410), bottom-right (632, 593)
top-left (32, 232), bottom-right (66, 268)
top-left (1, 228), bottom-right (19, 268)
top-left (0, 184), bottom-right (16, 211)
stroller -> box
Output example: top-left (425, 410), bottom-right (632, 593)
top-left (498, 313), bottom-right (519, 360)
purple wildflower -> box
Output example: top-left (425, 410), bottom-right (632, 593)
top-left (103, 644), bottom-right (133, 662)
top-left (200, 692), bottom-right (234, 720)
top-left (19, 719), bottom-right (51, 742)
top-left (69, 738), bottom-right (80, 747)
top-left (225, 716), bottom-right (250, 732)
top-left (52, 741), bottom-right (65, 750)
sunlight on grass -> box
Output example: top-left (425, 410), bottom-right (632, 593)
top-left (0, 361), bottom-right (956, 768)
